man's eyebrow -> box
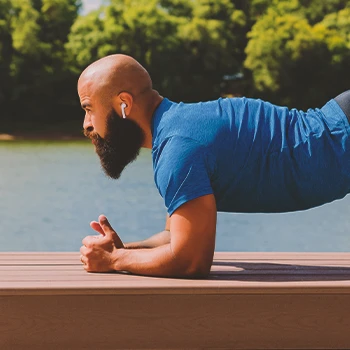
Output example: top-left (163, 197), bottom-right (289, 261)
top-left (81, 102), bottom-right (91, 109)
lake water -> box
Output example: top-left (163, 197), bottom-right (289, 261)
top-left (1, 140), bottom-right (350, 252)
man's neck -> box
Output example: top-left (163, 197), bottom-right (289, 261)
top-left (140, 91), bottom-right (164, 149)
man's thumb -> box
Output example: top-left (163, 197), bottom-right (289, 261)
top-left (90, 221), bottom-right (105, 235)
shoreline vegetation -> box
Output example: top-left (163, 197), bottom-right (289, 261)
top-left (0, 121), bottom-right (85, 141)
top-left (0, 133), bottom-right (86, 141)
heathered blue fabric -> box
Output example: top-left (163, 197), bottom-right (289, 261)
top-left (151, 97), bottom-right (350, 215)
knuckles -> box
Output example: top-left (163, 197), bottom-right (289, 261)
top-left (82, 236), bottom-right (97, 248)
top-left (85, 248), bottom-right (93, 258)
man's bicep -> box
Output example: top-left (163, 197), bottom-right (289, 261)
top-left (169, 194), bottom-right (217, 276)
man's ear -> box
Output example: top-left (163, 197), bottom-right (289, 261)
top-left (112, 92), bottom-right (133, 118)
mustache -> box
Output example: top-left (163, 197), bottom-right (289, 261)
top-left (83, 129), bottom-right (100, 141)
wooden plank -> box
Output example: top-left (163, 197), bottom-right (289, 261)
top-left (2, 260), bottom-right (350, 271)
top-left (1, 252), bottom-right (350, 349)
top-left (1, 263), bottom-right (350, 275)
top-left (0, 252), bottom-right (79, 265)
top-left (3, 259), bottom-right (350, 267)
top-left (2, 280), bottom-right (350, 296)
top-left (214, 258), bottom-right (350, 266)
top-left (0, 252), bottom-right (350, 295)
top-left (1, 273), bottom-right (350, 284)
top-left (214, 252), bottom-right (350, 260)
top-left (4, 259), bottom-right (350, 271)
top-left (1, 266), bottom-right (350, 278)
top-left (1, 294), bottom-right (350, 349)
top-left (1, 251), bottom-right (350, 264)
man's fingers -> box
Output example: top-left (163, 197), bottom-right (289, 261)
top-left (90, 221), bottom-right (105, 236)
top-left (112, 232), bottom-right (124, 249)
top-left (99, 215), bottom-right (124, 248)
top-left (98, 215), bottom-right (115, 236)
top-left (80, 254), bottom-right (87, 264)
top-left (82, 235), bottom-right (97, 247)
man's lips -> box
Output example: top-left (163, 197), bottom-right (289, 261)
top-left (86, 133), bottom-right (100, 145)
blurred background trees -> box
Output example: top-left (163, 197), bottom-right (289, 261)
top-left (1, 0), bottom-right (349, 135)
top-left (1, 0), bottom-right (81, 133)
top-left (245, 0), bottom-right (350, 108)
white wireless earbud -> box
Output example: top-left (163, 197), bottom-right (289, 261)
top-left (121, 103), bottom-right (127, 119)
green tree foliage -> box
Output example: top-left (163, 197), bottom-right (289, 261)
top-left (245, 0), bottom-right (350, 108)
top-left (245, 0), bottom-right (272, 20)
top-left (0, 0), bottom-right (81, 130)
top-left (1, 0), bottom-right (350, 132)
top-left (12, 0), bottom-right (81, 123)
top-left (298, 0), bottom-right (349, 24)
top-left (66, 0), bottom-right (246, 101)
top-left (0, 0), bottom-right (14, 118)
top-left (174, 0), bottom-right (246, 100)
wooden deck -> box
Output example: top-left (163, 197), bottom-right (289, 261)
top-left (1, 252), bottom-right (350, 349)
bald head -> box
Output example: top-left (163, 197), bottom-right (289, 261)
top-left (78, 54), bottom-right (152, 104)
top-left (78, 54), bottom-right (162, 150)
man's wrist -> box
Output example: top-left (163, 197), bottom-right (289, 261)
top-left (111, 248), bottom-right (125, 271)
top-left (124, 242), bottom-right (144, 249)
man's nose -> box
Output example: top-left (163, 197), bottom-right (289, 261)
top-left (83, 114), bottom-right (93, 132)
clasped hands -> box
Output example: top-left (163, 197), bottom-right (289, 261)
top-left (80, 215), bottom-right (124, 272)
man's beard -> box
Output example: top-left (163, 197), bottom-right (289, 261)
top-left (84, 109), bottom-right (145, 179)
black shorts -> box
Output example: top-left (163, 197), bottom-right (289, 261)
top-left (334, 90), bottom-right (350, 123)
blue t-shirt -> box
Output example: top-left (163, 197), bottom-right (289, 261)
top-left (151, 97), bottom-right (350, 215)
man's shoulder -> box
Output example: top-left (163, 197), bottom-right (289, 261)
top-left (153, 135), bottom-right (207, 162)
top-left (152, 135), bottom-right (214, 183)
top-left (152, 134), bottom-right (215, 215)
top-left (152, 98), bottom-right (234, 150)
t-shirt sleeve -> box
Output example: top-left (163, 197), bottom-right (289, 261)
top-left (153, 136), bottom-right (214, 216)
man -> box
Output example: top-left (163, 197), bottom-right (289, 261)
top-left (78, 54), bottom-right (350, 278)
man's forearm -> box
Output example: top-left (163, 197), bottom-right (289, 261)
top-left (113, 243), bottom-right (210, 278)
top-left (124, 230), bottom-right (171, 249)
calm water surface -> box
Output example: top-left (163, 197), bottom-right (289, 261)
top-left (1, 141), bottom-right (350, 252)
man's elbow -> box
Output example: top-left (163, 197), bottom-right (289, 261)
top-left (180, 261), bottom-right (212, 279)
top-left (170, 245), bottom-right (213, 279)
top-left (185, 268), bottom-right (211, 279)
